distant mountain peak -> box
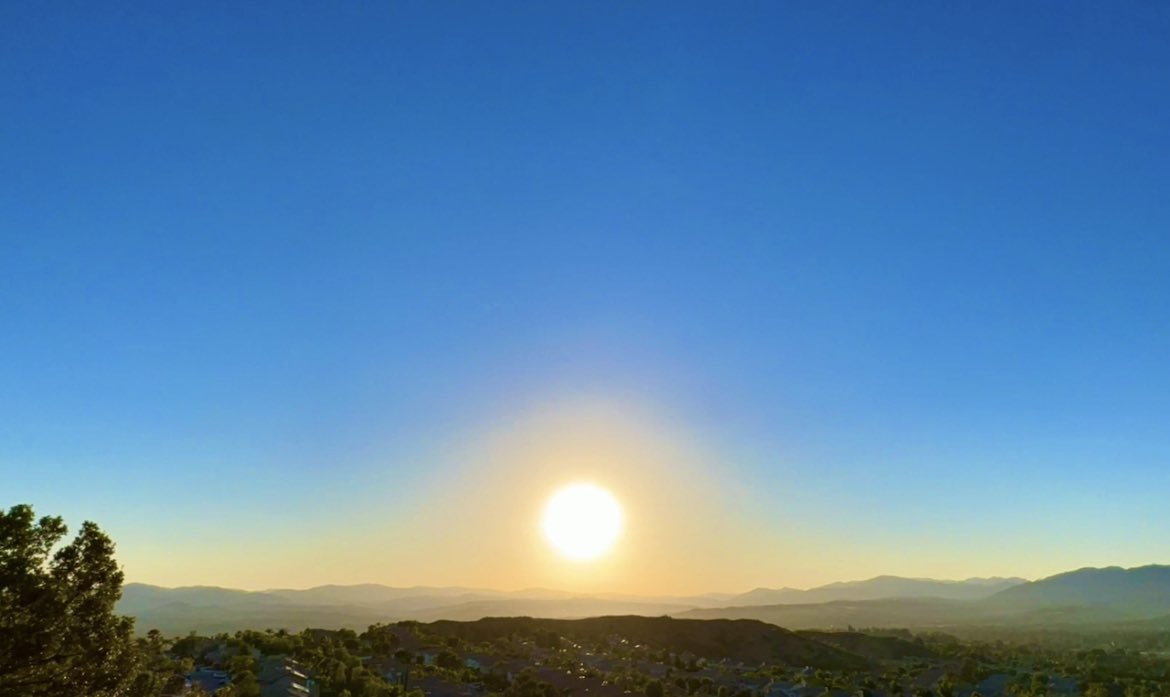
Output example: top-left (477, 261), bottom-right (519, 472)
top-left (730, 576), bottom-right (1027, 606)
top-left (985, 563), bottom-right (1170, 616)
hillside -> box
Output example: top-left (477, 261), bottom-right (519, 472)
top-left (676, 597), bottom-right (981, 629)
top-left (425, 616), bottom-right (871, 670)
top-left (680, 567), bottom-right (1170, 630)
top-left (795, 630), bottom-right (937, 660)
top-left (405, 598), bottom-right (695, 623)
top-left (119, 584), bottom-right (700, 635)
top-left (732, 576), bottom-right (1025, 605)
top-left (983, 565), bottom-right (1170, 617)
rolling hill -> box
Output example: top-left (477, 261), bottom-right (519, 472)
top-left (117, 565), bottom-right (1170, 634)
top-left (731, 576), bottom-right (1025, 605)
top-left (680, 566), bottom-right (1170, 630)
top-left (982, 565), bottom-right (1170, 617)
top-left (425, 616), bottom-right (873, 670)
top-left (676, 597), bottom-right (981, 629)
top-left (795, 630), bottom-right (937, 660)
top-left (118, 583), bottom-right (704, 634)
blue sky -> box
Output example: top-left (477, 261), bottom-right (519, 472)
top-left (2, 2), bottom-right (1169, 591)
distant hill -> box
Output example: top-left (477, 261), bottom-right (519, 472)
top-left (118, 566), bottom-right (1170, 635)
top-left (425, 616), bottom-right (871, 670)
top-left (795, 630), bottom-right (937, 660)
top-left (983, 565), bottom-right (1170, 617)
top-left (731, 576), bottom-right (1026, 606)
top-left (676, 597), bottom-right (981, 629)
top-left (118, 583), bottom-right (706, 635)
top-left (117, 584), bottom-right (289, 616)
top-left (674, 596), bottom-right (1151, 630)
top-left (680, 566), bottom-right (1170, 630)
top-left (266, 584), bottom-right (506, 605)
top-left (404, 598), bottom-right (695, 623)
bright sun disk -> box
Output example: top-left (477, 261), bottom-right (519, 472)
top-left (541, 483), bottom-right (623, 561)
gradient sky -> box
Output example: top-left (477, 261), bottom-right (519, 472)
top-left (3, 3), bottom-right (1169, 594)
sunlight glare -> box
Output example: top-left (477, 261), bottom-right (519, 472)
top-left (541, 483), bottom-right (623, 561)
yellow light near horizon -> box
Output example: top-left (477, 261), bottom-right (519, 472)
top-left (541, 483), bottom-right (623, 561)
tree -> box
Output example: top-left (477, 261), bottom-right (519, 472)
top-left (646, 680), bottom-right (665, 697)
top-left (0, 504), bottom-right (139, 697)
top-left (231, 672), bottom-right (262, 697)
top-left (506, 669), bottom-right (560, 697)
top-left (1031, 673), bottom-right (1050, 697)
top-left (226, 654), bottom-right (257, 678)
top-left (534, 630), bottom-right (560, 650)
top-left (363, 625), bottom-right (401, 657)
top-left (125, 627), bottom-right (189, 697)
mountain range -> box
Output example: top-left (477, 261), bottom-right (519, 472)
top-left (118, 565), bottom-right (1170, 635)
top-left (729, 576), bottom-right (1025, 605)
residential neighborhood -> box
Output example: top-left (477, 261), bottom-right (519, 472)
top-left (147, 617), bottom-right (1170, 697)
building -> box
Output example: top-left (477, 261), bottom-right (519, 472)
top-left (259, 657), bottom-right (317, 697)
top-left (187, 668), bottom-right (231, 694)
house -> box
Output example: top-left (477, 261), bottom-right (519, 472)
top-left (973, 674), bottom-right (1013, 697)
top-left (533, 668), bottom-right (628, 697)
top-left (914, 668), bottom-right (947, 690)
top-left (187, 669), bottom-right (231, 694)
top-left (787, 685), bottom-right (826, 697)
top-left (766, 680), bottom-right (800, 697)
top-left (259, 657), bottom-right (316, 697)
top-left (1049, 677), bottom-right (1079, 696)
top-left (464, 654), bottom-right (497, 671)
top-left (496, 658), bottom-right (534, 682)
top-left (413, 675), bottom-right (478, 697)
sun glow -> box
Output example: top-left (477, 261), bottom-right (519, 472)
top-left (541, 483), bottom-right (623, 561)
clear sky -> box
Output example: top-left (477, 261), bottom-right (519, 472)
top-left (3, 2), bottom-right (1169, 594)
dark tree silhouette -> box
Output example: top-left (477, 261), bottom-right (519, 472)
top-left (0, 504), bottom-right (138, 697)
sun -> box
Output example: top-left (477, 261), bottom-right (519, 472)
top-left (541, 483), bottom-right (623, 561)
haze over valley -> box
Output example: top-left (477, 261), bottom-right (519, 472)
top-left (118, 566), bottom-right (1170, 635)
